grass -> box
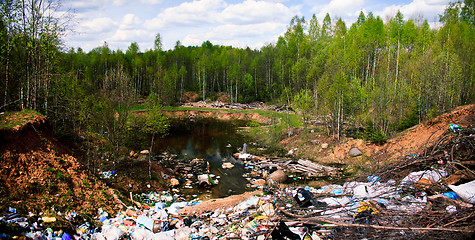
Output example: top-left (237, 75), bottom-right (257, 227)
top-left (0, 109), bottom-right (42, 129)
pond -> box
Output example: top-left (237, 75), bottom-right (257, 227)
top-left (153, 118), bottom-right (253, 198)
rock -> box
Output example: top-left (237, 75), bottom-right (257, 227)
top-left (140, 150), bottom-right (150, 155)
top-left (349, 147), bottom-right (362, 157)
top-left (268, 170), bottom-right (287, 183)
top-left (321, 143), bottom-right (329, 149)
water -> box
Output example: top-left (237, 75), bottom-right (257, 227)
top-left (153, 118), bottom-right (252, 198)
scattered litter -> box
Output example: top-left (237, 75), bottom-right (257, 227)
top-left (222, 162), bottom-right (235, 169)
top-left (1, 124), bottom-right (473, 239)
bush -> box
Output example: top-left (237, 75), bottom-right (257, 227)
top-left (396, 109), bottom-right (419, 131)
top-left (361, 121), bottom-right (387, 144)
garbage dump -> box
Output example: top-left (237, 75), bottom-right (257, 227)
top-left (1, 124), bottom-right (474, 239)
top-left (2, 166), bottom-right (473, 239)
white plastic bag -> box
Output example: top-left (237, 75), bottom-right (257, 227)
top-left (449, 180), bottom-right (475, 204)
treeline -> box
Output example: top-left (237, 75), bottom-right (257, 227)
top-left (1, 0), bottom-right (474, 139)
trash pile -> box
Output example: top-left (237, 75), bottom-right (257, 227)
top-left (1, 124), bottom-right (474, 239)
top-left (2, 168), bottom-right (473, 239)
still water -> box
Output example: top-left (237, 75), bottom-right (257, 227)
top-left (154, 119), bottom-right (252, 198)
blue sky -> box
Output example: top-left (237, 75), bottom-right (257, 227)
top-left (59, 0), bottom-right (452, 52)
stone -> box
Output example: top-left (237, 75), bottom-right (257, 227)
top-left (321, 143), bottom-right (329, 149)
top-left (349, 147), bottom-right (362, 157)
top-left (268, 170), bottom-right (287, 183)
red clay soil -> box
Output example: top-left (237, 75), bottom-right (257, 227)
top-left (279, 105), bottom-right (475, 167)
top-left (373, 104), bottom-right (475, 163)
top-left (0, 115), bottom-right (123, 217)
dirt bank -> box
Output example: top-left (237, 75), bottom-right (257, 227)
top-left (0, 114), bottom-right (122, 216)
top-left (279, 104), bottom-right (475, 169)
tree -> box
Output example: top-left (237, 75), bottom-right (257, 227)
top-left (154, 33), bottom-right (162, 51)
top-left (141, 103), bottom-right (169, 179)
top-left (461, 0), bottom-right (475, 25)
top-left (293, 89), bottom-right (314, 124)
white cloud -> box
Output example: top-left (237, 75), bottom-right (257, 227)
top-left (61, 0), bottom-right (452, 52)
top-left (182, 21), bottom-right (285, 48)
top-left (376, 0), bottom-right (451, 21)
top-left (145, 0), bottom-right (226, 30)
top-left (147, 0), bottom-right (299, 49)
top-left (220, 0), bottom-right (295, 24)
top-left (121, 14), bottom-right (142, 29)
top-left (78, 17), bottom-right (118, 34)
top-left (313, 0), bottom-right (364, 17)
top-left (111, 29), bottom-right (152, 42)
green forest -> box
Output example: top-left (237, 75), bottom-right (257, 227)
top-left (1, 0), bottom-right (474, 141)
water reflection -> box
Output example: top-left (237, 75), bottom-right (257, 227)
top-left (154, 119), bottom-right (251, 197)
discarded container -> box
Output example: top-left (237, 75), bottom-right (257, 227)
top-left (449, 124), bottom-right (462, 132)
top-left (136, 215), bottom-right (160, 233)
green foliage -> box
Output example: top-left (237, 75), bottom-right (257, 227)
top-left (0, 110), bottom-right (42, 129)
top-left (395, 108), bottom-right (419, 131)
top-left (0, 1), bottom-right (473, 144)
top-left (55, 170), bottom-right (63, 180)
top-left (293, 89), bottom-right (314, 123)
top-left (146, 92), bottom-right (161, 107)
top-left (141, 106), bottom-right (170, 138)
top-left (361, 121), bottom-right (387, 144)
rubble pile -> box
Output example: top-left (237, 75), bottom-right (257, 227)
top-left (181, 101), bottom-right (293, 113)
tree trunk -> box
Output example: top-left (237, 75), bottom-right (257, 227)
top-left (4, 57), bottom-right (9, 110)
top-left (149, 134), bottom-right (154, 180)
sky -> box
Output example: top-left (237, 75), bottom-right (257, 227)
top-left (59, 0), bottom-right (452, 52)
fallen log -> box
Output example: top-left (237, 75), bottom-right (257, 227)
top-left (297, 159), bottom-right (340, 175)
